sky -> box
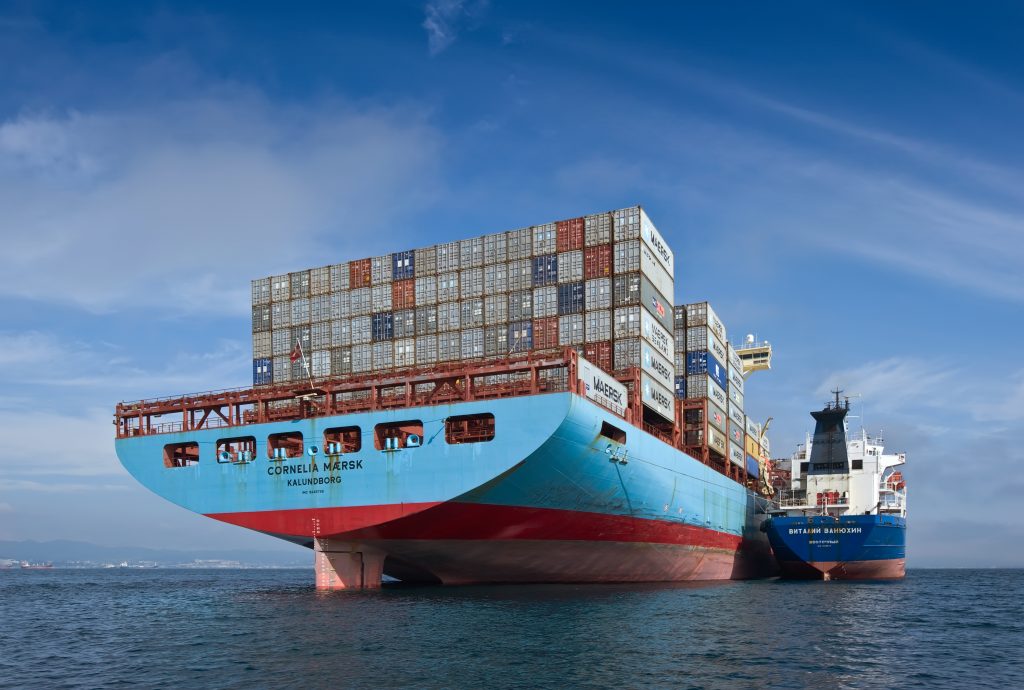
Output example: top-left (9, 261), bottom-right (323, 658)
top-left (1, 0), bottom-right (1022, 567)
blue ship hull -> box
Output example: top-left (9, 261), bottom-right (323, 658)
top-left (763, 514), bottom-right (906, 579)
top-left (116, 392), bottom-right (777, 585)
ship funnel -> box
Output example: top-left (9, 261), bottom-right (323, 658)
top-left (807, 392), bottom-right (850, 474)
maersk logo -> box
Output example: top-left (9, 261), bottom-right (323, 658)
top-left (649, 296), bottom-right (665, 318)
top-left (592, 377), bottom-right (624, 405)
top-left (712, 411), bottom-right (723, 424)
top-left (647, 228), bottom-right (672, 264)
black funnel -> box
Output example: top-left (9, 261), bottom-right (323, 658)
top-left (807, 390), bottom-right (849, 475)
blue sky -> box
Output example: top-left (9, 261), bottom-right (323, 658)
top-left (1, 1), bottom-right (1022, 566)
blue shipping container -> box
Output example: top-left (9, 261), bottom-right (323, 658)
top-left (674, 375), bottom-right (687, 399)
top-left (253, 357), bottom-right (272, 386)
top-left (392, 250), bottom-right (415, 280)
top-left (745, 453), bottom-right (760, 479)
top-left (531, 255), bottom-right (558, 286)
top-left (707, 354), bottom-right (728, 390)
top-left (685, 351), bottom-right (707, 375)
top-left (507, 321), bottom-right (533, 353)
top-left (557, 281), bottom-right (585, 315)
top-left (372, 311), bottom-right (394, 341)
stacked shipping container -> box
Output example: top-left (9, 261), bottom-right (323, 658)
top-left (251, 206), bottom-right (677, 423)
top-left (674, 301), bottom-right (770, 475)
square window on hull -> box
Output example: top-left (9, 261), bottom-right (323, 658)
top-left (164, 442), bottom-right (199, 468)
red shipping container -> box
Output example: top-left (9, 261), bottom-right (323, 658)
top-left (392, 279), bottom-right (416, 309)
top-left (350, 258), bottom-right (372, 287)
top-left (583, 340), bottom-right (612, 372)
top-left (556, 217), bottom-right (584, 252)
top-left (584, 244), bottom-right (612, 279)
top-left (533, 316), bottom-right (559, 350)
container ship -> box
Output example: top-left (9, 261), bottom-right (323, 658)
top-left (763, 392), bottom-right (907, 579)
top-left (114, 206), bottom-right (780, 588)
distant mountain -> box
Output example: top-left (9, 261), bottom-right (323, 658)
top-left (0, 539), bottom-right (310, 566)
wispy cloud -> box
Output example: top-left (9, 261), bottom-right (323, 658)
top-left (0, 96), bottom-right (442, 316)
top-left (422, 0), bottom-right (488, 55)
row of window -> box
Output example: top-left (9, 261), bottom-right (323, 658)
top-left (163, 414), bottom-right (495, 468)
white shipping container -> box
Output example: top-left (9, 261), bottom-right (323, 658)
top-left (394, 308), bottom-right (416, 339)
top-left (331, 319), bottom-right (352, 347)
top-left (311, 295), bottom-right (330, 323)
top-left (641, 307), bottom-right (673, 360)
top-left (438, 332), bottom-right (460, 361)
top-left (271, 302), bottom-right (291, 329)
top-left (415, 335), bottom-right (438, 365)
top-left (729, 441), bottom-right (744, 467)
top-left (371, 255), bottom-right (392, 285)
top-left (728, 364), bottom-right (744, 394)
top-left (584, 213), bottom-right (612, 247)
top-left (273, 355), bottom-right (291, 382)
top-left (290, 270), bottom-right (310, 299)
top-left (558, 314), bottom-right (584, 345)
top-left (371, 284), bottom-right (392, 312)
top-left (290, 298), bottom-right (310, 325)
top-left (330, 263), bottom-right (350, 292)
top-left (613, 337), bottom-right (640, 370)
top-left (311, 350), bottom-right (331, 378)
top-left (585, 309), bottom-right (611, 342)
top-left (640, 372), bottom-right (674, 422)
top-left (687, 373), bottom-right (729, 410)
top-left (508, 259), bottom-right (531, 291)
top-left (639, 208), bottom-right (674, 277)
top-left (674, 351), bottom-right (685, 372)
top-left (686, 301), bottom-right (727, 344)
top-left (613, 206), bottom-right (640, 242)
top-left (460, 267), bottom-right (483, 299)
top-left (415, 305), bottom-right (438, 335)
top-left (271, 274), bottom-right (290, 302)
top-left (461, 298), bottom-right (484, 329)
top-left (372, 341), bottom-right (393, 369)
top-left (729, 385), bottom-right (744, 410)
top-left (414, 246), bottom-right (436, 277)
top-left (585, 277), bottom-right (611, 310)
top-left (577, 354), bottom-right (627, 416)
top-left (485, 294), bottom-right (508, 325)
top-left (351, 315), bottom-right (372, 344)
top-left (730, 402), bottom-right (745, 430)
top-left (533, 286), bottom-right (558, 318)
top-left (331, 347), bottom-right (351, 376)
top-left (461, 328), bottom-right (484, 359)
top-left (708, 402), bottom-right (728, 434)
top-left (641, 341), bottom-right (675, 391)
top-left (351, 343), bottom-right (372, 373)
top-left (272, 328), bottom-right (291, 356)
top-left (350, 287), bottom-right (371, 316)
top-left (613, 306), bottom-right (641, 339)
top-left (252, 277), bottom-right (271, 305)
top-left (253, 331), bottom-right (271, 359)
top-left (484, 324), bottom-right (509, 357)
top-left (437, 241), bottom-right (460, 272)
top-left (437, 302), bottom-right (461, 332)
top-left (508, 289), bottom-right (532, 321)
top-left (311, 322), bottom-right (331, 349)
top-left (761, 435), bottom-right (771, 454)
top-left (728, 342), bottom-right (742, 371)
top-left (506, 228), bottom-right (532, 260)
top-left (437, 272), bottom-right (459, 303)
top-left (310, 266), bottom-right (331, 295)
top-left (532, 223), bottom-right (556, 255)
top-left (746, 417), bottom-right (761, 439)
top-left (331, 292), bottom-right (350, 320)
top-left (415, 275), bottom-right (437, 305)
top-left (394, 338), bottom-right (415, 368)
top-left (707, 426), bottom-right (727, 455)
top-left (614, 241), bottom-right (674, 300)
top-left (460, 237), bottom-right (484, 268)
top-left (484, 232), bottom-right (507, 264)
top-left (483, 263), bottom-right (508, 294)
top-left (557, 250), bottom-right (583, 283)
top-left (686, 326), bottom-right (728, 367)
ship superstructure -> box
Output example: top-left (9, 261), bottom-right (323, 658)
top-left (763, 392), bottom-right (907, 579)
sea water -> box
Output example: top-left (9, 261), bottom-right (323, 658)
top-left (0, 569), bottom-right (1020, 689)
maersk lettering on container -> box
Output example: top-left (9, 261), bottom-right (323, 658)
top-left (727, 342), bottom-right (742, 371)
top-left (729, 441), bottom-right (744, 467)
top-left (640, 372), bottom-right (674, 422)
top-left (728, 363), bottom-right (744, 393)
top-left (707, 426), bottom-right (727, 455)
top-left (641, 342), bottom-right (675, 390)
top-left (729, 384), bottom-right (744, 410)
top-left (640, 308), bottom-right (673, 360)
top-left (728, 401), bottom-right (744, 429)
top-left (578, 355), bottom-right (627, 416)
top-left (639, 208), bottom-right (674, 276)
top-left (708, 401), bottom-right (728, 434)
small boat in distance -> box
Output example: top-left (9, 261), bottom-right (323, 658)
top-left (20, 561), bottom-right (55, 570)
top-left (763, 391), bottom-right (907, 580)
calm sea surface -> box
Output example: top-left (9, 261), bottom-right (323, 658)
top-left (0, 568), bottom-right (1020, 689)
